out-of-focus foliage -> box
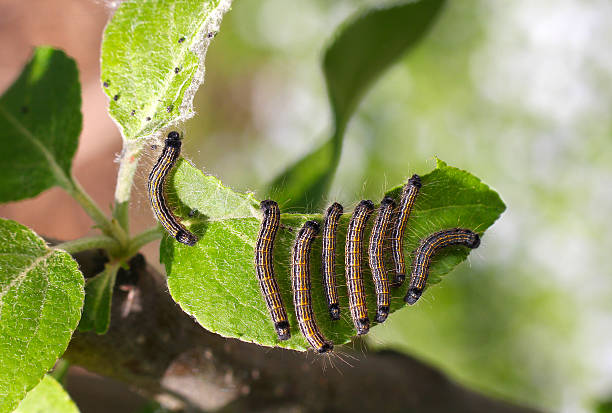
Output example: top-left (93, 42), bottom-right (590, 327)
top-left (183, 0), bottom-right (612, 411)
top-left (268, 0), bottom-right (445, 210)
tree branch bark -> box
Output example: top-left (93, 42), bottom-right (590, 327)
top-left (64, 252), bottom-right (540, 413)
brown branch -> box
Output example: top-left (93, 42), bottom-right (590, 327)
top-left (64, 252), bottom-right (540, 413)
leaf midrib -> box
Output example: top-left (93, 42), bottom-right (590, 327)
top-left (0, 105), bottom-right (72, 190)
top-left (120, 2), bottom-right (215, 142)
top-left (0, 250), bottom-right (53, 312)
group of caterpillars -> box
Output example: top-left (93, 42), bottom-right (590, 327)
top-left (148, 132), bottom-right (481, 353)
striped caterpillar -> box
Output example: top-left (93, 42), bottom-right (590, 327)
top-left (148, 131), bottom-right (197, 246)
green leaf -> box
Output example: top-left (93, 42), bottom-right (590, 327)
top-left (596, 399), bottom-right (612, 413)
top-left (101, 0), bottom-right (233, 203)
top-left (78, 263), bottom-right (120, 335)
top-left (0, 47), bottom-right (81, 202)
top-left (14, 376), bottom-right (79, 413)
top-left (268, 0), bottom-right (446, 211)
top-left (161, 159), bottom-right (505, 351)
top-left (0, 219), bottom-right (84, 413)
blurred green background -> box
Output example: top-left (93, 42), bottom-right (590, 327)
top-left (180, 0), bottom-right (612, 411)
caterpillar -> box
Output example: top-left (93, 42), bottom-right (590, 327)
top-left (322, 202), bottom-right (343, 321)
top-left (390, 174), bottom-right (421, 286)
top-left (254, 200), bottom-right (291, 341)
top-left (406, 228), bottom-right (480, 305)
top-left (148, 131), bottom-right (198, 246)
top-left (368, 197), bottom-right (396, 323)
top-left (292, 220), bottom-right (333, 353)
top-left (345, 200), bottom-right (374, 335)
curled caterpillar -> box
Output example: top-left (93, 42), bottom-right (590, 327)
top-left (148, 131), bottom-right (197, 246)
top-left (406, 228), bottom-right (480, 305)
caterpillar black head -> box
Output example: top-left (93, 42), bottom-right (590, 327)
top-left (165, 131), bottom-right (181, 148)
top-left (391, 273), bottom-right (405, 286)
top-left (467, 232), bottom-right (481, 249)
top-left (408, 174), bottom-right (422, 188)
top-left (404, 287), bottom-right (422, 305)
top-left (317, 341), bottom-right (334, 354)
top-left (302, 220), bottom-right (320, 233)
top-left (355, 317), bottom-right (370, 335)
top-left (275, 321), bottom-right (291, 341)
top-left (358, 199), bottom-right (375, 211)
top-left (375, 306), bottom-right (390, 323)
top-left (260, 199), bottom-right (278, 213)
top-left (328, 303), bottom-right (340, 321)
top-left (176, 229), bottom-right (198, 246)
top-left (380, 196), bottom-right (396, 208)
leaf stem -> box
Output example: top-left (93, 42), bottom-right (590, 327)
top-left (125, 226), bottom-right (163, 258)
top-left (114, 142), bottom-right (142, 205)
top-left (55, 235), bottom-right (120, 255)
top-left (113, 201), bottom-right (130, 233)
top-left (66, 176), bottom-right (129, 247)
top-left (50, 359), bottom-right (71, 385)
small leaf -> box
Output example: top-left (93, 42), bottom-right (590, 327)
top-left (0, 47), bottom-right (81, 202)
top-left (269, 0), bottom-right (446, 211)
top-left (0, 219), bottom-right (84, 412)
top-left (78, 263), bottom-right (120, 335)
top-left (324, 0), bottom-right (445, 128)
top-left (101, 0), bottom-right (231, 140)
top-left (267, 139), bottom-right (335, 212)
top-left (14, 376), bottom-right (79, 413)
top-left (102, 0), bottom-right (232, 203)
top-left (161, 160), bottom-right (505, 351)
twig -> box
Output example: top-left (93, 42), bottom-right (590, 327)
top-left (64, 252), bottom-right (541, 413)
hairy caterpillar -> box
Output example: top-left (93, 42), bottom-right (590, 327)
top-left (254, 200), bottom-right (291, 340)
top-left (345, 200), bottom-right (374, 335)
top-left (368, 197), bottom-right (396, 323)
top-left (406, 228), bottom-right (480, 304)
top-left (322, 202), bottom-right (343, 321)
top-left (292, 221), bottom-right (333, 353)
top-left (390, 174), bottom-right (421, 286)
top-left (147, 131), bottom-right (198, 246)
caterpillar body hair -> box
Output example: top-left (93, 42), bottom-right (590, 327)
top-left (345, 200), bottom-right (374, 335)
top-left (322, 202), bottom-right (343, 321)
top-left (368, 197), bottom-right (396, 323)
top-left (254, 200), bottom-right (291, 341)
top-left (148, 131), bottom-right (198, 246)
top-left (406, 228), bottom-right (480, 305)
top-left (292, 220), bottom-right (333, 353)
top-left (390, 174), bottom-right (421, 286)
